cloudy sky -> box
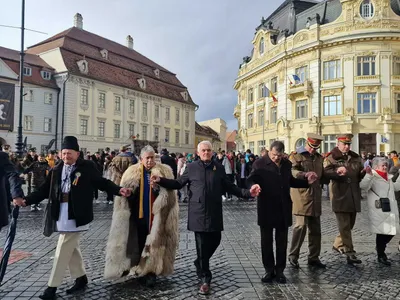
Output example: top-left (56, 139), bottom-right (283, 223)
top-left (1, 0), bottom-right (285, 130)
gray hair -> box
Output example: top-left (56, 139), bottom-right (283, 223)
top-left (197, 140), bottom-right (212, 153)
top-left (140, 145), bottom-right (155, 158)
top-left (372, 157), bottom-right (388, 169)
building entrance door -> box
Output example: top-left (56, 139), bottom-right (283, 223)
top-left (359, 133), bottom-right (376, 154)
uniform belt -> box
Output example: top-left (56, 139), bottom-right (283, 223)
top-left (61, 193), bottom-right (69, 203)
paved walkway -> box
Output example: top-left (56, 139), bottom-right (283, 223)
top-left (1, 195), bottom-right (400, 300)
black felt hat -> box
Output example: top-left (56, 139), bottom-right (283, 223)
top-left (61, 136), bottom-right (80, 151)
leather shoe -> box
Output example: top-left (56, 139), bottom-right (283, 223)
top-left (261, 271), bottom-right (275, 283)
top-left (199, 283), bottom-right (210, 295)
top-left (276, 272), bottom-right (287, 284)
top-left (66, 275), bottom-right (88, 294)
top-left (308, 259), bottom-right (326, 268)
top-left (347, 255), bottom-right (362, 265)
top-left (39, 287), bottom-right (57, 300)
top-left (332, 246), bottom-right (344, 254)
top-left (378, 255), bottom-right (391, 266)
top-left (145, 273), bottom-right (156, 288)
top-left (288, 257), bottom-right (299, 269)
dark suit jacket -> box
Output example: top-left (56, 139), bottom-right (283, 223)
top-left (0, 151), bottom-right (24, 229)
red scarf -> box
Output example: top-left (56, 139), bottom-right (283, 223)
top-left (376, 170), bottom-right (388, 181)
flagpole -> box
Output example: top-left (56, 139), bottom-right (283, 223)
top-left (15, 0), bottom-right (25, 158)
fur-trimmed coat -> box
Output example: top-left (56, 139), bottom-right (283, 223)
top-left (104, 163), bottom-right (179, 279)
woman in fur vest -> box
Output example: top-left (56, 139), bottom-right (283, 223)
top-left (104, 145), bottom-right (179, 287)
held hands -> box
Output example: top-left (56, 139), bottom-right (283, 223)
top-left (150, 175), bottom-right (160, 188)
top-left (13, 197), bottom-right (26, 207)
top-left (249, 184), bottom-right (261, 197)
top-left (364, 166), bottom-right (372, 175)
top-left (305, 172), bottom-right (318, 184)
top-left (336, 166), bottom-right (347, 176)
top-left (119, 188), bottom-right (132, 197)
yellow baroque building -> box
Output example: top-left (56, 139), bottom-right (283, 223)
top-left (234, 0), bottom-right (400, 155)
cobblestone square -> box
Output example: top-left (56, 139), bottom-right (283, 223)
top-left (1, 195), bottom-right (400, 300)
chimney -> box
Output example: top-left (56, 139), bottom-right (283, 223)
top-left (74, 13), bottom-right (83, 29)
top-left (126, 35), bottom-right (134, 49)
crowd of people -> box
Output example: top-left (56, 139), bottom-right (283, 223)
top-left (1, 132), bottom-right (400, 298)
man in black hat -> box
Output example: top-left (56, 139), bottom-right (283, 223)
top-left (14, 136), bottom-right (132, 300)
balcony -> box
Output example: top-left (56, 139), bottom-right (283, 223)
top-left (391, 75), bottom-right (400, 85)
top-left (321, 78), bottom-right (344, 89)
top-left (354, 75), bottom-right (380, 86)
top-left (288, 80), bottom-right (313, 99)
top-left (233, 104), bottom-right (241, 118)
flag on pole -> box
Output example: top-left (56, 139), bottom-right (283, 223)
top-left (287, 76), bottom-right (293, 85)
top-left (269, 90), bottom-right (278, 102)
top-left (291, 74), bottom-right (302, 84)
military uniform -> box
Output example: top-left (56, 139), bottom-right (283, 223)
top-left (288, 133), bottom-right (326, 267)
top-left (323, 134), bottom-right (365, 264)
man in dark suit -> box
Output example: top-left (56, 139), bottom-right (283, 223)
top-left (247, 141), bottom-right (316, 284)
top-left (160, 148), bottom-right (177, 178)
top-left (0, 151), bottom-right (24, 231)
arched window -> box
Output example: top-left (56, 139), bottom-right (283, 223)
top-left (360, 0), bottom-right (374, 19)
top-left (259, 37), bottom-right (265, 55)
top-left (295, 138), bottom-right (307, 149)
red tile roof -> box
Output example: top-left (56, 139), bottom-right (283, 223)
top-left (195, 122), bottom-right (221, 141)
top-left (0, 47), bottom-right (59, 89)
top-left (26, 27), bottom-right (195, 105)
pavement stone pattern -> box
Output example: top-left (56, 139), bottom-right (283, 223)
top-left (1, 192), bottom-right (400, 300)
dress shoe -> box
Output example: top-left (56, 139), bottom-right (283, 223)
top-left (66, 274), bottom-right (88, 294)
top-left (275, 272), bottom-right (287, 284)
top-left (145, 273), bottom-right (157, 288)
top-left (121, 270), bottom-right (129, 277)
top-left (346, 255), bottom-right (362, 265)
top-left (39, 287), bottom-right (57, 300)
top-left (332, 246), bottom-right (344, 254)
top-left (261, 271), bottom-right (275, 283)
top-left (194, 259), bottom-right (202, 278)
top-left (288, 257), bottom-right (299, 269)
top-left (199, 283), bottom-right (210, 295)
top-left (378, 254), bottom-right (391, 266)
top-left (308, 259), bottom-right (326, 268)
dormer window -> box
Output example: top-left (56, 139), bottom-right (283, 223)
top-left (41, 71), bottom-right (51, 80)
top-left (100, 49), bottom-right (108, 60)
top-left (23, 67), bottom-right (32, 76)
top-left (181, 91), bottom-right (188, 101)
top-left (154, 69), bottom-right (160, 78)
top-left (259, 37), bottom-right (265, 55)
top-left (77, 59), bottom-right (89, 74)
top-left (360, 0), bottom-right (374, 19)
top-left (137, 77), bottom-right (146, 90)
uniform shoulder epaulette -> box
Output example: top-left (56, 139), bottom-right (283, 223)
top-left (288, 152), bottom-right (297, 159)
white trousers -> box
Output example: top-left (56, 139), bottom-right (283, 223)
top-left (48, 232), bottom-right (86, 287)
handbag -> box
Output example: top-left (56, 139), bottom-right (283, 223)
top-left (43, 171), bottom-right (57, 237)
top-left (372, 187), bottom-right (391, 212)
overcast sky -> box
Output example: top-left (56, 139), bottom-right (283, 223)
top-left (1, 0), bottom-right (285, 130)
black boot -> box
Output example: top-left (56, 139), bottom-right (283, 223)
top-left (261, 269), bottom-right (275, 283)
top-left (378, 253), bottom-right (391, 266)
top-left (346, 255), bottom-right (362, 265)
top-left (39, 287), bottom-right (57, 300)
top-left (66, 274), bottom-right (88, 294)
top-left (145, 273), bottom-right (156, 288)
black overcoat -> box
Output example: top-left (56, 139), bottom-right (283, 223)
top-left (0, 151), bottom-right (24, 229)
top-left (247, 155), bottom-right (308, 229)
top-left (25, 158), bottom-right (121, 227)
top-left (159, 160), bottom-right (251, 232)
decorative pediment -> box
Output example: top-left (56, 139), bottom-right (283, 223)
top-left (77, 59), bottom-right (88, 74)
top-left (137, 77), bottom-right (146, 90)
top-left (100, 49), bottom-right (108, 60)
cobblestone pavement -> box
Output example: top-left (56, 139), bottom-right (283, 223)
top-left (1, 193), bottom-right (400, 300)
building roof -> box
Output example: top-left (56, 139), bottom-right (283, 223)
top-left (26, 26), bottom-right (196, 105)
top-left (195, 122), bottom-right (221, 141)
top-left (226, 130), bottom-right (237, 142)
top-left (0, 46), bottom-right (58, 89)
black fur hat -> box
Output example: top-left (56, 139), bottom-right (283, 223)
top-left (61, 136), bottom-right (80, 151)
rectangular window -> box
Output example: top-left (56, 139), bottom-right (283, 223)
top-left (44, 93), bottom-right (53, 104)
top-left (114, 96), bottom-right (121, 111)
top-left (80, 119), bottom-right (88, 135)
top-left (98, 92), bottom-right (106, 109)
top-left (44, 117), bottom-right (52, 132)
top-left (175, 131), bottom-right (180, 144)
top-left (155, 105), bottom-right (159, 118)
top-left (271, 77), bottom-right (278, 93)
top-left (114, 123), bottom-right (121, 138)
top-left (323, 60), bottom-right (341, 80)
top-left (357, 56), bottom-right (376, 76)
top-left (259, 83), bottom-right (267, 98)
top-left (154, 127), bottom-right (159, 140)
top-left (323, 95), bottom-right (342, 116)
top-left (295, 66), bottom-right (308, 82)
top-left (185, 111), bottom-right (189, 126)
top-left (258, 110), bottom-right (264, 126)
top-left (98, 121), bottom-right (105, 137)
top-left (143, 102), bottom-right (148, 116)
top-left (185, 132), bottom-right (189, 145)
top-left (357, 93), bottom-right (376, 114)
top-left (249, 142), bottom-right (255, 154)
top-left (24, 115), bottom-right (33, 131)
top-left (248, 88), bottom-right (253, 103)
top-left (41, 71), bottom-right (51, 80)
top-left (142, 125), bottom-right (147, 140)
top-left (270, 106), bottom-right (277, 124)
top-left (394, 59), bottom-right (400, 76)
top-left (129, 99), bottom-right (135, 113)
top-left (324, 135), bottom-right (336, 152)
top-left (258, 140), bottom-right (265, 152)
top-left (23, 67), bottom-right (31, 76)
top-left (296, 100), bottom-right (308, 119)
top-left (165, 129), bottom-right (170, 142)
top-left (247, 113), bottom-right (253, 128)
top-left (41, 145), bottom-right (47, 154)
top-left (129, 124), bottom-right (135, 137)
top-left (81, 89), bottom-right (88, 105)
top-left (165, 107), bottom-right (170, 121)
top-left (176, 108), bottom-right (180, 122)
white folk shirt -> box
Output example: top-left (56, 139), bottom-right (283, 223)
top-left (57, 163), bottom-right (89, 232)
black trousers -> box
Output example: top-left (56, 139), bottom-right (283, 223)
top-left (260, 226), bottom-right (288, 274)
top-left (376, 234), bottom-right (394, 256)
top-left (194, 231), bottom-right (222, 284)
top-left (106, 190), bottom-right (113, 202)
